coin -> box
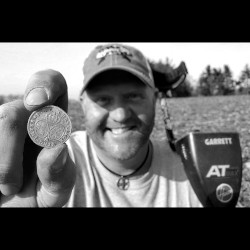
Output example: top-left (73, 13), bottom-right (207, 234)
top-left (27, 105), bottom-right (72, 148)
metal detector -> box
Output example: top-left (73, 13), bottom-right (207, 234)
top-left (155, 62), bottom-right (243, 207)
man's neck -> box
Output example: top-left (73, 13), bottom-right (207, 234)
top-left (92, 142), bottom-right (151, 177)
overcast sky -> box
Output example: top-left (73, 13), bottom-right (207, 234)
top-left (1, 42), bottom-right (250, 100)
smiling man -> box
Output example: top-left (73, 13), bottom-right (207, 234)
top-left (0, 43), bottom-right (202, 207)
top-left (65, 44), bottom-right (202, 207)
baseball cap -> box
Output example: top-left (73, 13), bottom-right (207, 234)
top-left (80, 43), bottom-right (155, 95)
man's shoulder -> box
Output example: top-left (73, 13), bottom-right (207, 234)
top-left (150, 138), bottom-right (178, 160)
top-left (151, 138), bottom-right (170, 148)
top-left (150, 138), bottom-right (188, 181)
top-left (150, 138), bottom-right (203, 207)
top-left (67, 130), bottom-right (88, 152)
top-left (69, 130), bottom-right (87, 142)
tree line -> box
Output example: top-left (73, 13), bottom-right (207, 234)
top-left (1, 60), bottom-right (250, 103)
top-left (150, 58), bottom-right (250, 97)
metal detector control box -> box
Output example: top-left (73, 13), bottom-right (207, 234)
top-left (176, 132), bottom-right (242, 207)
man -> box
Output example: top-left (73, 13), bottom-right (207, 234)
top-left (0, 43), bottom-right (202, 207)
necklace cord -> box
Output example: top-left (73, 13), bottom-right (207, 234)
top-left (87, 136), bottom-right (150, 178)
top-left (99, 143), bottom-right (150, 178)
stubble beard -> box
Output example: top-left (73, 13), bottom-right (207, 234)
top-left (86, 120), bottom-right (155, 162)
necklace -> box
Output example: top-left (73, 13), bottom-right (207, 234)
top-left (87, 136), bottom-right (150, 191)
top-left (99, 144), bottom-right (150, 190)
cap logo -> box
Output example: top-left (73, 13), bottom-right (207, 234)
top-left (96, 45), bottom-right (132, 64)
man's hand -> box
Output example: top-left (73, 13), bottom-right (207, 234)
top-left (0, 69), bottom-right (76, 207)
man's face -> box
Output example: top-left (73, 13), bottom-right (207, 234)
top-left (81, 70), bottom-right (157, 161)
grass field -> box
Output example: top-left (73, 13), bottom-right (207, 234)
top-left (68, 95), bottom-right (250, 207)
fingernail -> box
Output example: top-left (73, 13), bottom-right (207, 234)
top-left (25, 87), bottom-right (49, 106)
top-left (0, 184), bottom-right (20, 196)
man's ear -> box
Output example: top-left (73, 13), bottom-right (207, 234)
top-left (154, 87), bottom-right (159, 97)
top-left (79, 95), bottom-right (87, 127)
top-left (154, 88), bottom-right (159, 105)
top-left (79, 93), bottom-right (86, 114)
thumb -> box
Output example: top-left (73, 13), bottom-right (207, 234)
top-left (23, 69), bottom-right (68, 113)
top-left (36, 143), bottom-right (76, 207)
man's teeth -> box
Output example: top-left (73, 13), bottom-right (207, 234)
top-left (110, 128), bottom-right (130, 135)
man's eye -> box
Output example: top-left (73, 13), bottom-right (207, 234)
top-left (127, 93), bottom-right (142, 101)
top-left (96, 97), bottom-right (111, 105)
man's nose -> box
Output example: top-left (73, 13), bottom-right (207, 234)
top-left (109, 106), bottom-right (132, 123)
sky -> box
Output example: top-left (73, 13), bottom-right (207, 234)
top-left (1, 42), bottom-right (250, 100)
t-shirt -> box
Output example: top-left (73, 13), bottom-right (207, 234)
top-left (65, 131), bottom-right (202, 207)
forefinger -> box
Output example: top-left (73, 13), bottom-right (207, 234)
top-left (0, 100), bottom-right (30, 195)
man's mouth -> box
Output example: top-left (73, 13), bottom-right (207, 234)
top-left (106, 126), bottom-right (137, 135)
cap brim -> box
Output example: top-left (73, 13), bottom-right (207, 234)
top-left (80, 65), bottom-right (154, 96)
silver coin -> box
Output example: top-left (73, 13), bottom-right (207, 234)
top-left (27, 105), bottom-right (72, 148)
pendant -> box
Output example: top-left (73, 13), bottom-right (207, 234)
top-left (117, 176), bottom-right (129, 190)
